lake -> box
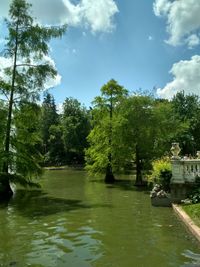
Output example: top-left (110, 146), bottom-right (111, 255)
top-left (0, 170), bottom-right (199, 267)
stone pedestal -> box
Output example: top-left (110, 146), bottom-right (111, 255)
top-left (170, 183), bottom-right (187, 203)
top-left (151, 197), bottom-right (171, 207)
top-left (171, 159), bottom-right (184, 184)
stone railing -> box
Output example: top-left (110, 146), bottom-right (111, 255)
top-left (170, 143), bottom-right (200, 202)
top-left (171, 158), bottom-right (200, 184)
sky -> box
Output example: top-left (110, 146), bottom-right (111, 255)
top-left (1, 0), bottom-right (200, 108)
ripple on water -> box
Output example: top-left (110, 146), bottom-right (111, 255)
top-left (0, 170), bottom-right (200, 267)
top-left (182, 250), bottom-right (200, 267)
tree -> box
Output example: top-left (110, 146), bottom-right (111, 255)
top-left (41, 93), bottom-right (59, 153)
top-left (153, 99), bottom-right (188, 157)
top-left (13, 102), bottom-right (43, 182)
top-left (62, 97), bottom-right (90, 164)
top-left (47, 124), bottom-right (65, 166)
top-left (119, 96), bottom-right (186, 185)
top-left (40, 93), bottom-right (65, 165)
top-left (85, 79), bottom-right (128, 183)
top-left (172, 91), bottom-right (200, 155)
top-left (0, 0), bottom-right (66, 197)
top-left (0, 101), bottom-right (7, 171)
top-left (120, 95), bottom-right (156, 185)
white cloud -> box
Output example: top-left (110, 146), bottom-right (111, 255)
top-left (0, 38), bottom-right (6, 45)
top-left (187, 34), bottom-right (200, 49)
top-left (0, 0), bottom-right (118, 33)
top-left (153, 0), bottom-right (200, 47)
top-left (79, 0), bottom-right (118, 33)
top-left (41, 55), bottom-right (62, 89)
top-left (56, 103), bottom-right (64, 114)
top-left (153, 0), bottom-right (171, 17)
top-left (44, 73), bottom-right (61, 90)
top-left (157, 55), bottom-right (200, 99)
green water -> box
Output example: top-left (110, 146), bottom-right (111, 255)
top-left (0, 170), bottom-right (200, 267)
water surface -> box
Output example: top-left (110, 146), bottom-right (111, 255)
top-left (0, 170), bottom-right (199, 267)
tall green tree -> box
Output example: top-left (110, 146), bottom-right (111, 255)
top-left (40, 92), bottom-right (65, 165)
top-left (0, 101), bottom-right (7, 171)
top-left (62, 97), bottom-right (90, 164)
top-left (172, 91), bottom-right (200, 155)
top-left (85, 79), bottom-right (128, 183)
top-left (41, 93), bottom-right (59, 153)
top-left (153, 99), bottom-right (188, 157)
top-left (0, 0), bottom-right (66, 197)
top-left (118, 96), bottom-right (186, 185)
top-left (14, 102), bottom-right (43, 182)
top-left (47, 124), bottom-right (65, 166)
top-left (119, 95), bottom-right (156, 185)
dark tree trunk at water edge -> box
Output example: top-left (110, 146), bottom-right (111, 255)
top-left (0, 174), bottom-right (13, 200)
top-left (135, 144), bottom-right (143, 186)
top-left (104, 163), bottom-right (115, 184)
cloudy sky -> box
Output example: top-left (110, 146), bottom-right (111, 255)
top-left (1, 0), bottom-right (200, 106)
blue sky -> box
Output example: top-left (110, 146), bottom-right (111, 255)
top-left (1, 0), bottom-right (200, 108)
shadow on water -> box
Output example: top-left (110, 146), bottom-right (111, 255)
top-left (90, 178), bottom-right (149, 192)
top-left (0, 189), bottom-right (112, 218)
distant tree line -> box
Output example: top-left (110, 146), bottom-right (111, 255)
top-left (1, 80), bottom-right (200, 189)
top-left (18, 81), bottom-right (200, 185)
top-left (40, 93), bottom-right (91, 166)
top-left (85, 80), bottom-right (200, 184)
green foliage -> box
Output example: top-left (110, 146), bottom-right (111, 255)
top-left (172, 91), bottom-right (200, 155)
top-left (47, 124), bottom-right (65, 166)
top-left (153, 100), bottom-right (188, 157)
top-left (0, 0), bottom-right (66, 191)
top-left (172, 91), bottom-right (199, 122)
top-left (148, 157), bottom-right (172, 191)
top-left (0, 101), bottom-right (7, 170)
top-left (85, 79), bottom-right (128, 177)
top-left (13, 102), bottom-right (43, 181)
top-left (85, 84), bottom-right (187, 183)
top-left (62, 97), bottom-right (90, 164)
top-left (41, 93), bottom-right (59, 150)
top-left (0, 173), bottom-right (40, 189)
top-left (40, 93), bottom-right (65, 166)
top-left (120, 95), bottom-right (155, 159)
top-left (188, 177), bottom-right (200, 204)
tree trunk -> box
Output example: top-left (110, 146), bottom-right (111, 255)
top-left (105, 161), bottom-right (115, 184)
top-left (0, 174), bottom-right (13, 200)
top-left (104, 91), bottom-right (116, 184)
top-left (1, 18), bottom-right (19, 198)
top-left (135, 144), bottom-right (143, 186)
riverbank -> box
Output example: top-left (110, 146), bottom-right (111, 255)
top-left (44, 165), bottom-right (84, 171)
top-left (182, 203), bottom-right (200, 227)
top-left (172, 204), bottom-right (200, 243)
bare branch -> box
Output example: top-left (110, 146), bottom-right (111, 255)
top-left (16, 63), bottom-right (38, 68)
top-left (0, 89), bottom-right (9, 101)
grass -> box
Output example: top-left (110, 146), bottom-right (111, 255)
top-left (182, 203), bottom-right (200, 228)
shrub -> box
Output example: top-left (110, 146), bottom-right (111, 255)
top-left (188, 176), bottom-right (200, 204)
top-left (148, 157), bottom-right (172, 192)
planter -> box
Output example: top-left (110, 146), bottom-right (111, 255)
top-left (151, 197), bottom-right (172, 207)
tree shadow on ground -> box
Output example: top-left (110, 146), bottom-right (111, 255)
top-left (0, 189), bottom-right (111, 218)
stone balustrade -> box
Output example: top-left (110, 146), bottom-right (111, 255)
top-left (170, 143), bottom-right (200, 202)
top-left (184, 160), bottom-right (200, 182)
top-left (171, 159), bottom-right (200, 184)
